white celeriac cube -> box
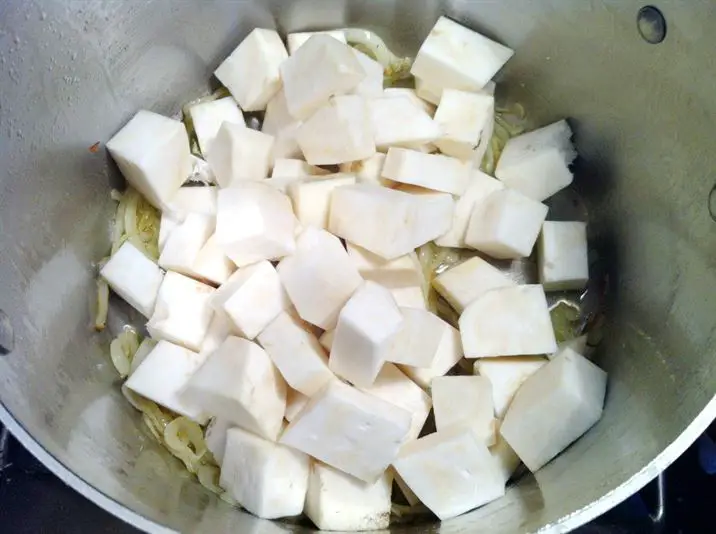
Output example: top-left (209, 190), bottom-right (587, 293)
top-left (125, 340), bottom-right (208, 423)
top-left (158, 213), bottom-right (180, 253)
top-left (106, 110), bottom-right (191, 210)
top-left (539, 221), bottom-right (589, 291)
top-left (411, 16), bottom-right (514, 93)
top-left (433, 255), bottom-right (515, 313)
top-left (434, 89), bottom-right (494, 161)
top-left (495, 120), bottom-right (577, 201)
top-left (285, 388), bottom-right (310, 422)
top-left (351, 50), bottom-right (384, 98)
top-left (339, 153), bottom-right (388, 185)
top-left (188, 96), bottom-right (246, 155)
top-left (100, 241), bottom-right (164, 318)
top-left (262, 89), bottom-right (303, 162)
top-left (460, 285), bottom-right (557, 358)
top-left (500, 348), bottom-right (607, 471)
top-left (329, 184), bottom-right (454, 260)
top-left (258, 311), bottom-right (334, 397)
top-left (414, 77), bottom-right (442, 105)
top-left (287, 30), bottom-right (347, 54)
top-left (369, 96), bottom-right (442, 151)
top-left (330, 281), bottom-right (403, 388)
top-left (190, 234), bottom-right (237, 286)
top-left (553, 335), bottom-right (590, 360)
top-left (296, 95), bottom-right (376, 165)
top-left (220, 427), bottom-right (309, 519)
top-left (215, 182), bottom-right (296, 267)
top-left (305, 462), bottom-right (393, 531)
top-left (358, 363), bottom-right (432, 442)
top-left (432, 375), bottom-right (496, 446)
top-left (490, 422), bottom-right (521, 484)
top-left (200, 312), bottom-right (232, 357)
top-left (399, 322), bottom-right (463, 389)
top-left (474, 356), bottom-right (547, 419)
top-left (184, 336), bottom-right (287, 440)
top-left (383, 88), bottom-right (436, 116)
top-left (206, 123), bottom-right (275, 187)
top-left (389, 286), bottom-right (427, 310)
top-left (267, 158), bottom-right (330, 192)
top-left (288, 174), bottom-right (357, 229)
top-left (277, 227), bottom-right (363, 330)
top-left (281, 34), bottom-right (365, 120)
top-left (214, 28), bottom-right (288, 112)
top-left (392, 427), bottom-right (505, 520)
top-left (147, 271), bottom-right (215, 352)
top-left (382, 148), bottom-right (470, 195)
top-left (346, 243), bottom-right (423, 288)
top-left (386, 307), bottom-right (449, 369)
top-left (158, 213), bottom-right (214, 277)
top-left (281, 380), bottom-right (412, 482)
top-left (205, 418), bottom-right (232, 464)
top-left (167, 186), bottom-right (218, 219)
top-left (465, 188), bottom-right (548, 259)
top-left (318, 330), bottom-right (334, 352)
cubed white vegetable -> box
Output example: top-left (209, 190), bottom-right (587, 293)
top-left (490, 421), bottom-right (521, 484)
top-left (106, 110), bottom-right (191, 210)
top-left (281, 34), bottom-right (365, 120)
top-left (287, 30), bottom-right (347, 54)
top-left (205, 418), bottom-right (232, 464)
top-left (158, 213), bottom-right (214, 277)
top-left (285, 388), bottom-right (310, 422)
top-left (214, 28), bottom-right (288, 112)
top-left (500, 348), bottom-right (607, 471)
top-left (185, 336), bottom-right (287, 440)
top-left (358, 363), bottom-right (431, 441)
top-left (220, 427), bottom-right (309, 518)
top-left (268, 158), bottom-right (330, 194)
top-left (288, 174), bottom-right (357, 229)
top-left (296, 95), bottom-right (375, 165)
top-left (318, 330), bottom-right (334, 352)
top-left (435, 170), bottom-right (504, 248)
top-left (125, 340), bottom-right (208, 423)
top-left (188, 96), bottom-right (246, 155)
top-left (262, 89), bottom-right (303, 162)
top-left (206, 123), bottom-right (275, 187)
top-left (305, 462), bottom-right (393, 531)
top-left (340, 153), bottom-right (389, 185)
top-left (474, 356), bottom-right (547, 419)
top-left (433, 256), bottom-right (515, 313)
top-left (383, 88), bottom-right (436, 117)
top-left (414, 77), bottom-right (442, 105)
top-left (351, 50), bottom-right (384, 98)
top-left (538, 221), bottom-right (589, 291)
top-left (411, 16), bottom-right (514, 93)
top-left (215, 182), bottom-right (296, 267)
top-left (382, 148), bottom-right (469, 195)
top-left (369, 96), bottom-right (442, 151)
top-left (100, 241), bottom-right (164, 318)
top-left (190, 234), bottom-right (236, 286)
top-left (147, 271), bottom-right (215, 352)
top-left (433, 89), bottom-right (494, 161)
top-left (495, 120), bottom-right (577, 201)
top-left (460, 285), bottom-right (557, 358)
top-left (399, 322), bottom-right (463, 389)
top-left (464, 188), bottom-right (548, 259)
top-left (392, 427), bottom-right (505, 520)
top-left (385, 308), bottom-right (448, 369)
top-left (200, 312), bottom-right (232, 357)
top-left (281, 380), bottom-right (412, 482)
top-left (553, 335), bottom-right (590, 360)
top-left (329, 184), bottom-right (454, 260)
top-left (167, 186), bottom-right (218, 219)
top-left (389, 286), bottom-right (427, 310)
top-left (277, 227), bottom-right (363, 330)
top-left (158, 213), bottom-right (180, 253)
top-left (432, 376), bottom-right (496, 446)
top-left (346, 243), bottom-right (423, 288)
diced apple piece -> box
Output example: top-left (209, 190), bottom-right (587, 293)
top-left (411, 16), bottom-right (514, 93)
top-left (318, 330), bottom-right (334, 352)
top-left (167, 186), bottom-right (218, 219)
top-left (100, 241), bottom-right (164, 318)
top-left (433, 256), bottom-right (515, 313)
top-left (346, 243), bottom-right (423, 288)
top-left (500, 348), bottom-right (607, 471)
top-left (205, 418), bottom-right (232, 464)
top-left (369, 96), bottom-right (442, 151)
top-left (389, 286), bottom-right (427, 310)
top-left (281, 34), bottom-right (365, 120)
top-left (285, 388), bottom-right (310, 422)
top-left (490, 421), bottom-right (521, 484)
top-left (288, 174), bottom-right (357, 229)
top-left (214, 28), bottom-right (288, 112)
top-left (474, 357), bottom-right (547, 419)
top-left (432, 376), bottom-right (496, 446)
top-left (200, 312), bottom-right (232, 357)
top-left (434, 89), bottom-right (494, 161)
top-left (383, 88), bottom-right (436, 117)
top-left (125, 340), bottom-right (208, 423)
top-left (281, 380), bottom-right (412, 482)
top-left (399, 322), bottom-right (462, 389)
top-left (495, 120), bottom-right (577, 201)
top-left (351, 50), bottom-right (384, 98)
top-left (188, 96), bottom-right (246, 155)
top-left (215, 182), bottom-right (296, 267)
top-left (206, 123), bottom-right (275, 187)
top-left (464, 188), bottom-right (548, 259)
top-left (305, 462), bottom-right (393, 531)
top-left (538, 221), bottom-right (589, 291)
top-left (460, 285), bottom-right (557, 358)
top-left (385, 308), bottom-right (448, 369)
top-left (392, 427), bottom-right (505, 520)
top-left (106, 110), bottom-right (191, 210)
top-left (382, 148), bottom-right (470, 195)
top-left (220, 427), bottom-right (309, 518)
top-left (190, 234), bottom-right (236, 286)
top-left (158, 213), bottom-right (214, 277)
top-left (287, 30), bottom-right (347, 54)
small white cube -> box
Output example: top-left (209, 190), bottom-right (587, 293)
top-left (100, 241), bottom-right (164, 318)
top-left (147, 271), bottom-right (215, 352)
top-left (340, 153), bottom-right (389, 186)
top-left (389, 286), bottom-right (427, 310)
top-left (459, 285), bottom-right (557, 358)
top-left (287, 30), bottom-right (347, 54)
top-left (262, 89), bottom-right (302, 162)
top-left (465, 188), bottom-right (548, 259)
top-left (330, 281), bottom-right (404, 388)
top-left (385, 307), bottom-right (449, 369)
top-left (346, 243), bottom-right (423, 288)
top-left (200, 312), bottom-right (232, 357)
top-left (277, 227), bottom-right (363, 330)
top-left (206, 123), bottom-right (275, 187)
top-left (220, 427), bottom-right (309, 519)
top-left (285, 388), bottom-right (310, 422)
top-left (539, 221), bottom-right (589, 291)
top-left (268, 158), bottom-right (330, 192)
top-left (205, 418), bottom-right (232, 464)
top-left (432, 376), bottom-right (496, 446)
top-left (399, 322), bottom-right (463, 389)
top-left (167, 186), bottom-right (218, 219)
top-left (383, 87), bottom-right (436, 116)
top-left (158, 213), bottom-right (214, 277)
top-left (188, 96), bottom-right (246, 155)
top-left (281, 34), bottom-right (365, 120)
top-left (106, 110), bottom-right (191, 210)
top-left (190, 234), bottom-right (237, 286)
top-left (288, 174), bottom-right (357, 229)
top-left (184, 336), bottom-right (287, 440)
top-left (281, 380), bottom-right (412, 482)
top-left (214, 28), bottom-right (288, 112)
top-left (392, 427), bottom-right (505, 520)
top-left (434, 89), bottom-right (494, 161)
top-left (474, 356), bottom-right (547, 419)
top-left (369, 96), bottom-right (442, 151)
top-left (382, 147), bottom-right (470, 195)
top-left (305, 462), bottom-right (393, 531)
top-left (500, 348), bottom-right (607, 471)
top-left (351, 49), bottom-right (384, 98)
top-left (318, 330), bottom-right (335, 352)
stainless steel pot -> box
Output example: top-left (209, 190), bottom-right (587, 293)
top-left (1, 1), bottom-right (715, 532)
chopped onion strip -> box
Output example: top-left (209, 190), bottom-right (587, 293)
top-left (343, 28), bottom-right (413, 83)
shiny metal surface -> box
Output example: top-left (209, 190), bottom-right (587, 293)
top-left (1, 1), bottom-right (715, 533)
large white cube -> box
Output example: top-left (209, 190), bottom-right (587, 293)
top-left (369, 96), bottom-right (442, 151)
top-left (414, 77), bottom-right (442, 105)
top-left (490, 422), bottom-right (522, 484)
top-left (158, 213), bottom-right (214, 277)
top-left (205, 418), bottom-right (232, 464)
top-left (106, 110), bottom-right (191, 210)
top-left (190, 234), bottom-right (237, 287)
top-left (432, 376), bottom-right (496, 446)
top-left (474, 356), bottom-right (547, 418)
top-left (184, 336), bottom-right (287, 441)
top-left (389, 286), bottom-right (427, 310)
top-left (385, 307), bottom-right (448, 369)
top-left (500, 348), bottom-right (607, 471)
top-left (346, 243), bottom-right (423, 288)
top-left (340, 153), bottom-right (388, 186)
top-left (464, 188), bottom-right (548, 259)
top-left (434, 89), bottom-right (494, 161)
top-left (286, 30), bottom-right (347, 54)
top-left (281, 380), bottom-right (412, 482)
top-left (399, 322), bottom-right (463, 390)
top-left (285, 388), bottom-right (310, 422)
top-left (382, 148), bottom-right (470, 195)
top-left (351, 50), bottom-right (384, 98)
top-left (459, 285), bottom-right (557, 358)
top-left (539, 221), bottom-right (589, 291)
top-left (383, 88), bottom-right (436, 116)
top-left (262, 89), bottom-right (303, 162)
top-left (167, 186), bottom-right (218, 219)
top-left (206, 123), bottom-right (275, 187)
top-left (188, 96), bottom-right (246, 155)
top-left (200, 312), bottom-right (232, 357)
top-left (214, 28), bottom-right (288, 112)
top-left (288, 174), bottom-right (357, 229)
top-left (267, 158), bottom-right (330, 193)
